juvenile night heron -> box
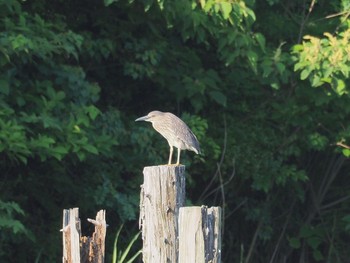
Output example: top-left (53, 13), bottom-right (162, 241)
top-left (135, 111), bottom-right (201, 165)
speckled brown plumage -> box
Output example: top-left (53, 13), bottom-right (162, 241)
top-left (135, 111), bottom-right (201, 165)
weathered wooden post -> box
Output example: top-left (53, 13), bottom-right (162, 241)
top-left (62, 208), bottom-right (81, 263)
top-left (139, 165), bottom-right (186, 263)
top-left (178, 206), bottom-right (222, 263)
top-left (81, 210), bottom-right (107, 263)
top-left (62, 208), bottom-right (106, 263)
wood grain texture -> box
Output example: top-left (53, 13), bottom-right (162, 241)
top-left (178, 206), bottom-right (222, 263)
top-left (139, 165), bottom-right (186, 263)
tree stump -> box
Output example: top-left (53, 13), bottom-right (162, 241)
top-left (139, 165), bottom-right (186, 263)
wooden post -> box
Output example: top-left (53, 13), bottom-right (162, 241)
top-left (139, 165), bottom-right (186, 263)
top-left (81, 210), bottom-right (107, 263)
top-left (178, 206), bottom-right (222, 263)
top-left (62, 208), bottom-right (81, 263)
top-left (62, 208), bottom-right (106, 263)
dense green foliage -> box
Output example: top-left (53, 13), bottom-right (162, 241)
top-left (1, 0), bottom-right (350, 262)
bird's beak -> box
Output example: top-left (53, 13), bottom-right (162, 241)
top-left (135, 115), bottom-right (150, 122)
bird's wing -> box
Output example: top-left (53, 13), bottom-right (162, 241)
top-left (169, 116), bottom-right (201, 153)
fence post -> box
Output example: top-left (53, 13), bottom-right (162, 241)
top-left (178, 206), bottom-right (222, 263)
top-left (139, 165), bottom-right (186, 263)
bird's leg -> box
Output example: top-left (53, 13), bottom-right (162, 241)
top-left (168, 146), bottom-right (173, 165)
top-left (176, 148), bottom-right (181, 165)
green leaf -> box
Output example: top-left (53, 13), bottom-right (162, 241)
top-left (247, 50), bottom-right (258, 74)
top-left (342, 215), bottom-right (350, 231)
top-left (342, 149), bottom-right (350, 157)
top-left (112, 224), bottom-right (123, 263)
top-left (300, 68), bottom-right (311, 80)
top-left (0, 200), bottom-right (25, 215)
top-left (144, 0), bottom-right (154, 12)
top-left (112, 225), bottom-right (141, 263)
top-left (209, 91), bottom-right (227, 107)
top-left (276, 62), bottom-right (285, 75)
top-left (308, 133), bottom-right (328, 150)
top-left (270, 82), bottom-right (280, 89)
top-left (311, 75), bottom-right (322, 87)
top-left (73, 125), bottom-right (81, 133)
top-left (220, 2), bottom-right (232, 19)
top-left (312, 250), bottom-right (324, 261)
top-left (51, 146), bottom-right (69, 160)
top-left (204, 0), bottom-right (215, 12)
top-left (0, 78), bottom-right (9, 95)
top-left (83, 144), bottom-right (99, 154)
top-left (245, 8), bottom-right (256, 22)
top-left (16, 97), bottom-right (26, 107)
top-left (16, 154), bottom-right (28, 164)
top-left (125, 250), bottom-right (142, 263)
top-left (300, 225), bottom-right (313, 238)
top-left (77, 151), bottom-right (86, 161)
top-left (119, 231), bottom-right (141, 262)
top-left (104, 0), bottom-right (117, 6)
top-left (293, 62), bottom-right (304, 72)
top-left (255, 33), bottom-right (266, 52)
top-left (31, 135), bottom-right (55, 149)
top-left (85, 105), bottom-right (101, 120)
top-left (307, 236), bottom-right (322, 250)
top-left (335, 79), bottom-right (346, 95)
top-left (56, 91), bottom-right (66, 100)
top-left (292, 44), bottom-right (304, 52)
top-left (40, 114), bottom-right (61, 130)
top-left (288, 237), bottom-right (301, 249)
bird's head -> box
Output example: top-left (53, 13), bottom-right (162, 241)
top-left (135, 111), bottom-right (164, 123)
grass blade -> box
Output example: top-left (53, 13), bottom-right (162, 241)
top-left (112, 224), bottom-right (124, 263)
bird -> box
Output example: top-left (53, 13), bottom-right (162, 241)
top-left (135, 111), bottom-right (201, 165)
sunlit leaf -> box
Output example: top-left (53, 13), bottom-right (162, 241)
top-left (220, 2), bottom-right (232, 19)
